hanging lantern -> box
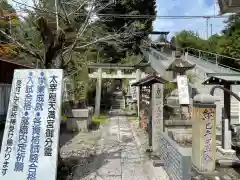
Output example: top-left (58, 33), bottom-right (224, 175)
top-left (218, 0), bottom-right (240, 14)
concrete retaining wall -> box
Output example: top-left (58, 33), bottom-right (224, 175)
top-left (159, 132), bottom-right (192, 180)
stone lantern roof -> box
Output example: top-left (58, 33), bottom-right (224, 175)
top-left (166, 58), bottom-right (195, 73)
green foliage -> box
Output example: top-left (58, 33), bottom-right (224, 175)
top-left (0, 1), bottom-right (21, 57)
top-left (98, 0), bottom-right (156, 56)
top-left (92, 114), bottom-right (108, 124)
top-left (0, 0), bottom-right (156, 102)
top-left (187, 72), bottom-right (196, 84)
top-left (173, 30), bottom-right (209, 50)
top-left (163, 82), bottom-right (177, 102)
top-left (172, 13), bottom-right (240, 69)
top-left (121, 54), bottom-right (142, 65)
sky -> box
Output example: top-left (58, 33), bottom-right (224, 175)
top-left (152, 0), bottom-right (228, 40)
top-left (9, 0), bottom-right (229, 40)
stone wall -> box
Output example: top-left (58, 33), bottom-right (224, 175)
top-left (165, 120), bottom-right (192, 132)
top-left (159, 132), bottom-right (192, 180)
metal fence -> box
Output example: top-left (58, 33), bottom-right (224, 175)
top-left (0, 84), bottom-right (11, 116)
top-left (185, 47), bottom-right (240, 73)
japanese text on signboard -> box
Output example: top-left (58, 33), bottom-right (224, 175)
top-left (201, 108), bottom-right (214, 169)
top-left (2, 80), bottom-right (22, 176)
top-left (0, 69), bottom-right (63, 180)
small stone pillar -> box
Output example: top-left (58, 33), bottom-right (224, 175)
top-left (217, 115), bottom-right (235, 156)
top-left (215, 97), bottom-right (222, 137)
top-left (95, 68), bottom-right (102, 116)
top-left (222, 118), bottom-right (232, 149)
top-left (192, 94), bottom-right (216, 172)
top-left (185, 52), bottom-right (188, 61)
top-left (172, 51), bottom-right (175, 59)
top-left (136, 69), bottom-right (142, 118)
top-left (152, 83), bottom-right (164, 154)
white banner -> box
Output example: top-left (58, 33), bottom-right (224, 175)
top-left (0, 69), bottom-right (63, 180)
top-left (177, 75), bottom-right (190, 105)
top-left (129, 80), bottom-right (137, 101)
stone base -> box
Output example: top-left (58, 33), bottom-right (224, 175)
top-left (192, 165), bottom-right (233, 180)
top-left (216, 159), bottom-right (240, 168)
top-left (192, 165), bottom-right (219, 176)
top-left (217, 146), bottom-right (236, 157)
top-left (152, 160), bottom-right (164, 167)
top-left (66, 118), bottom-right (89, 132)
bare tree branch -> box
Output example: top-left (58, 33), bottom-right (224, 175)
top-left (62, 0), bottom-right (96, 63)
top-left (13, 0), bottom-right (67, 23)
top-left (67, 0), bottom-right (88, 17)
top-left (0, 29), bottom-right (44, 62)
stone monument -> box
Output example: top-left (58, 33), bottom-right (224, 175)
top-left (192, 94), bottom-right (216, 172)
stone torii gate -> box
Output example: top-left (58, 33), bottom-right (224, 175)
top-left (88, 63), bottom-right (148, 116)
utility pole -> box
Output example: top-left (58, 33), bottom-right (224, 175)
top-left (205, 17), bottom-right (209, 39)
top-left (210, 24), bottom-right (213, 36)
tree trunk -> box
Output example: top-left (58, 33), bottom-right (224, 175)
top-left (37, 17), bottom-right (66, 173)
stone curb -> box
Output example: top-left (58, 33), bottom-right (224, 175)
top-left (129, 120), bottom-right (169, 180)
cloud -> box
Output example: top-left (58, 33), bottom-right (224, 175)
top-left (153, 0), bottom-right (228, 40)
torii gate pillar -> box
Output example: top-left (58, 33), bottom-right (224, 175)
top-left (95, 68), bottom-right (102, 116)
top-left (136, 69), bottom-right (141, 118)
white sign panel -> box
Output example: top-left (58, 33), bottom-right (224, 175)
top-left (0, 69), bottom-right (63, 180)
top-left (177, 75), bottom-right (190, 105)
top-left (239, 92), bottom-right (240, 124)
top-left (129, 80), bottom-right (137, 101)
top-left (152, 83), bottom-right (164, 152)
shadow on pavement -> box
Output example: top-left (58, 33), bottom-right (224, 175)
top-left (57, 148), bottom-right (121, 180)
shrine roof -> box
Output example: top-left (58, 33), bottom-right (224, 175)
top-left (202, 73), bottom-right (240, 85)
top-left (131, 74), bottom-right (168, 86)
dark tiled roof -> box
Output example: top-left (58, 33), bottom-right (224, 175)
top-left (166, 58), bottom-right (195, 71)
top-left (0, 58), bottom-right (34, 68)
top-left (203, 73), bottom-right (240, 85)
top-left (131, 74), bottom-right (168, 86)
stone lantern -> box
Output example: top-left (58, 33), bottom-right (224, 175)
top-left (166, 48), bottom-right (196, 120)
top-left (166, 48), bottom-right (195, 77)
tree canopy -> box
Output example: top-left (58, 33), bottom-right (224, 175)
top-left (0, 0), bottom-right (156, 101)
top-left (0, 1), bottom-right (20, 58)
top-left (0, 0), bottom-right (156, 67)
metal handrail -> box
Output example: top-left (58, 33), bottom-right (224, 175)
top-left (185, 47), bottom-right (240, 62)
top-left (185, 47), bottom-right (240, 73)
top-left (187, 53), bottom-right (240, 73)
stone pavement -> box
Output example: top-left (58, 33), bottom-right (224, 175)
top-left (63, 115), bottom-right (169, 180)
top-left (95, 115), bottom-right (151, 180)
top-left (85, 115), bottom-right (169, 180)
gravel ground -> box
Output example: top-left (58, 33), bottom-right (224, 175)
top-left (215, 151), bottom-right (240, 180)
top-left (57, 123), bottom-right (103, 180)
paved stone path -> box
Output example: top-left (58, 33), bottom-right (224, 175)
top-left (93, 115), bottom-right (152, 180)
top-left (66, 115), bottom-right (169, 180)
